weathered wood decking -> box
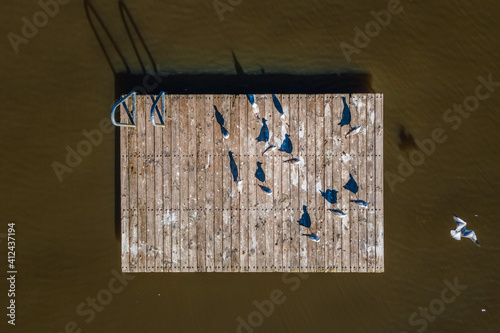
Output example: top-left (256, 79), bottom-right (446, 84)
top-left (120, 94), bottom-right (384, 272)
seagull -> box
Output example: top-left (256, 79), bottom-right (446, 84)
top-left (328, 209), bottom-right (347, 218)
top-left (228, 151), bottom-right (241, 183)
top-left (247, 94), bottom-right (258, 109)
top-left (262, 145), bottom-right (277, 156)
top-left (256, 118), bottom-right (269, 143)
top-left (350, 200), bottom-right (367, 208)
top-left (343, 174), bottom-right (359, 195)
top-left (337, 97), bottom-right (360, 136)
top-left (272, 94), bottom-right (286, 120)
top-left (451, 215), bottom-right (480, 246)
top-left (284, 158), bottom-right (300, 164)
top-left (279, 134), bottom-right (293, 154)
top-left (345, 125), bottom-right (361, 138)
top-left (255, 162), bottom-right (265, 182)
top-left (258, 184), bottom-right (272, 195)
top-left (214, 105), bottom-right (229, 139)
top-left (298, 205), bottom-right (311, 229)
top-left (320, 189), bottom-right (338, 204)
top-left (302, 233), bottom-right (320, 242)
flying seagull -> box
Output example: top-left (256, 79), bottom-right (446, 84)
top-left (228, 151), bottom-right (242, 183)
top-left (298, 205), bottom-right (311, 229)
top-left (272, 94), bottom-right (286, 120)
top-left (343, 173), bottom-right (359, 195)
top-left (256, 118), bottom-right (269, 143)
top-left (302, 233), bottom-right (320, 242)
top-left (279, 134), bottom-right (293, 154)
top-left (255, 162), bottom-right (265, 182)
top-left (451, 215), bottom-right (480, 246)
top-left (320, 189), bottom-right (338, 204)
top-left (214, 105), bottom-right (229, 139)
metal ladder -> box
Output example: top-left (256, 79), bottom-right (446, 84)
top-left (111, 91), bottom-right (166, 127)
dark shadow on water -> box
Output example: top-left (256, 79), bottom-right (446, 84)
top-left (83, 0), bottom-right (373, 240)
top-left (397, 125), bottom-right (417, 151)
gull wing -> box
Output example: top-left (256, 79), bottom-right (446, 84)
top-left (452, 215), bottom-right (467, 231)
top-left (462, 229), bottom-right (479, 246)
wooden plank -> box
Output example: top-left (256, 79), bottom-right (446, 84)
top-left (273, 94), bottom-right (283, 272)
top-left (239, 95), bottom-right (249, 272)
top-left (289, 95), bottom-right (300, 272)
top-left (255, 94), bottom-right (267, 272)
top-left (196, 95), bottom-right (206, 272)
top-left (315, 95), bottom-right (325, 271)
top-left (205, 95), bottom-right (215, 272)
top-left (248, 96), bottom-right (258, 272)
top-left (230, 95), bottom-right (241, 271)
top-left (153, 96), bottom-right (164, 272)
top-left (357, 94), bottom-right (368, 272)
top-left (163, 94), bottom-right (172, 272)
top-left (137, 96), bottom-right (147, 272)
top-left (145, 96), bottom-right (155, 271)
top-left (280, 95), bottom-right (291, 272)
top-left (221, 95), bottom-right (232, 272)
top-left (120, 103), bottom-right (130, 272)
top-left (306, 95), bottom-right (316, 272)
top-left (340, 94), bottom-right (350, 272)
top-left (170, 96), bottom-right (181, 271)
top-left (323, 94), bottom-right (333, 272)
top-left (349, 95), bottom-right (359, 273)
top-left (187, 95), bottom-right (197, 272)
top-left (298, 94), bottom-right (308, 272)
top-left (179, 96), bottom-right (189, 271)
top-left (128, 97), bottom-right (138, 272)
top-left (366, 94), bottom-right (376, 272)
top-left (264, 94), bottom-right (274, 272)
top-left (332, 95), bottom-right (343, 272)
top-left (213, 96), bottom-right (224, 271)
top-left (375, 93), bottom-right (384, 272)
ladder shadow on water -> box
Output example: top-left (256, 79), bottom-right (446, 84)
top-left (83, 0), bottom-right (373, 240)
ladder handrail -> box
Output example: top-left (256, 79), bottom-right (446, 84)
top-left (111, 91), bottom-right (136, 127)
top-left (150, 92), bottom-right (166, 127)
